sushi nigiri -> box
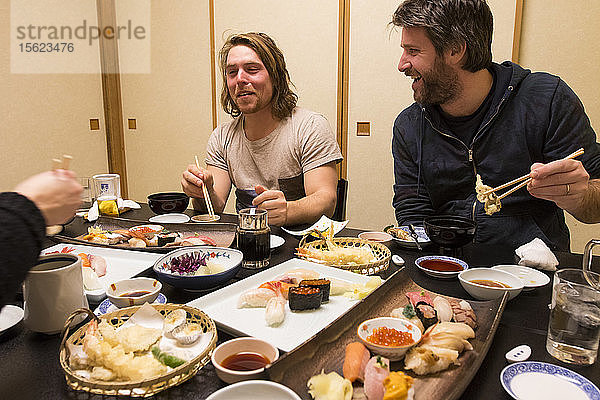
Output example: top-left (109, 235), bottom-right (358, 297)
top-left (342, 342), bottom-right (370, 383)
top-left (265, 296), bottom-right (286, 326)
top-left (433, 296), bottom-right (453, 322)
top-left (276, 268), bottom-right (320, 284)
top-left (363, 356), bottom-right (390, 400)
top-left (237, 288), bottom-right (277, 308)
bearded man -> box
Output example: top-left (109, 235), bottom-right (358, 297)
top-left (181, 32), bottom-right (342, 226)
top-left (391, 0), bottom-right (600, 250)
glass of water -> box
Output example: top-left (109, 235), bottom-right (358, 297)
top-left (546, 268), bottom-right (600, 365)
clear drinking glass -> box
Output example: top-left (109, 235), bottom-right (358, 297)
top-left (546, 268), bottom-right (600, 365)
top-left (92, 173), bottom-right (121, 201)
top-left (78, 177), bottom-right (92, 209)
top-left (236, 208), bottom-right (270, 269)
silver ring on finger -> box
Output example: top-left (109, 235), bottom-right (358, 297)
top-left (565, 183), bottom-right (571, 195)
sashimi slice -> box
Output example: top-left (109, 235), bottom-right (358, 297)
top-left (363, 356), bottom-right (390, 400)
top-left (342, 342), bottom-right (370, 383)
top-left (89, 254), bottom-right (107, 277)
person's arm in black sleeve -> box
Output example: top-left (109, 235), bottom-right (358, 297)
top-left (0, 192), bottom-right (46, 309)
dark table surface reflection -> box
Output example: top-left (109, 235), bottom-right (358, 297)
top-left (0, 205), bottom-right (598, 399)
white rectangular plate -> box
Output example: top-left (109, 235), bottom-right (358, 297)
top-left (42, 243), bottom-right (162, 302)
top-left (187, 259), bottom-right (374, 352)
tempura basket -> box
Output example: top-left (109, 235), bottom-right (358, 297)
top-left (297, 237), bottom-right (391, 275)
top-left (59, 304), bottom-right (217, 397)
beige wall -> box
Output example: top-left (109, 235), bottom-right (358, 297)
top-left (519, 0), bottom-right (600, 253)
top-left (120, 0), bottom-right (212, 202)
top-left (0, 0), bottom-right (108, 191)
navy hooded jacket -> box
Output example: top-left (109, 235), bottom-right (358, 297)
top-left (392, 61), bottom-right (600, 251)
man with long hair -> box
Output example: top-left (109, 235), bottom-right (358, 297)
top-left (182, 32), bottom-right (341, 226)
top-left (391, 0), bottom-right (600, 250)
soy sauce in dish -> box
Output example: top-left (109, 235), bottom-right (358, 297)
top-left (420, 259), bottom-right (463, 272)
top-left (470, 279), bottom-right (511, 288)
top-left (119, 290), bottom-right (151, 297)
top-left (221, 352), bottom-right (270, 371)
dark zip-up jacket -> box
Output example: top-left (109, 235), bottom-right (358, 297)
top-left (392, 61), bottom-right (600, 251)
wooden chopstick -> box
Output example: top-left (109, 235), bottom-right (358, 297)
top-left (481, 148), bottom-right (585, 197)
top-left (194, 156), bottom-right (215, 218)
top-left (51, 154), bottom-right (73, 170)
top-left (497, 177), bottom-right (531, 200)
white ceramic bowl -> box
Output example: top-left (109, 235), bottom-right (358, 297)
top-left (206, 380), bottom-right (301, 400)
top-left (459, 268), bottom-right (524, 301)
top-left (357, 317), bottom-right (422, 361)
top-left (106, 277), bottom-right (162, 308)
top-left (358, 231), bottom-right (393, 246)
top-left (211, 337), bottom-right (279, 384)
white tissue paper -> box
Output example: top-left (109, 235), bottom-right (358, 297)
top-left (515, 238), bottom-right (559, 271)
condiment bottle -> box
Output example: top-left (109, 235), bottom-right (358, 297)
top-left (237, 208), bottom-right (270, 269)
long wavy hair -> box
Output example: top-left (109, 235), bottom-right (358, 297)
top-left (219, 32), bottom-right (298, 119)
top-left (392, 0), bottom-right (493, 72)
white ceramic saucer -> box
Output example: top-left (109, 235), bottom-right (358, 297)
top-left (0, 305), bottom-right (24, 333)
top-left (270, 234), bottom-right (285, 250)
top-left (492, 265), bottom-right (550, 290)
top-left (149, 213), bottom-right (190, 223)
top-left (94, 293), bottom-right (167, 316)
top-left (501, 361), bottom-right (600, 399)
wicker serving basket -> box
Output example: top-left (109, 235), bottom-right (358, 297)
top-left (297, 237), bottom-right (391, 275)
top-left (59, 304), bottom-right (217, 397)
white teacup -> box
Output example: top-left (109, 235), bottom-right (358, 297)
top-left (23, 253), bottom-right (88, 334)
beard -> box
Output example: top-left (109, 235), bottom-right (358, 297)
top-left (410, 57), bottom-right (461, 105)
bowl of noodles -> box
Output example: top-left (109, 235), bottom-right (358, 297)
top-left (153, 247), bottom-right (243, 290)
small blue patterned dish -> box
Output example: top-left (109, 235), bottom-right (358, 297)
top-left (415, 255), bottom-right (468, 279)
top-left (94, 293), bottom-right (167, 316)
top-left (501, 361), bottom-right (600, 399)
top-left (153, 247), bottom-right (243, 290)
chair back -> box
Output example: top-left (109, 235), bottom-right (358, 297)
top-left (332, 178), bottom-right (348, 221)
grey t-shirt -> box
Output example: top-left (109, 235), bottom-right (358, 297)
top-left (205, 107), bottom-right (342, 210)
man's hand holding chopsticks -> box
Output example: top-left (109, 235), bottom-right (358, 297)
top-left (528, 159), bottom-right (600, 223)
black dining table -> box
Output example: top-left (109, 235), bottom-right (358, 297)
top-left (1, 205), bottom-right (598, 399)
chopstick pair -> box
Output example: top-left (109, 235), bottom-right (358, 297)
top-left (52, 154), bottom-right (73, 171)
top-left (194, 156), bottom-right (215, 219)
top-left (480, 148), bottom-right (585, 200)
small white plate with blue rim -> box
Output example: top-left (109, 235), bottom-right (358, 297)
top-left (384, 225), bottom-right (431, 248)
top-left (501, 361), bottom-right (600, 400)
top-left (94, 293), bottom-right (167, 316)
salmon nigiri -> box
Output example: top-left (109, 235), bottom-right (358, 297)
top-left (342, 342), bottom-right (370, 383)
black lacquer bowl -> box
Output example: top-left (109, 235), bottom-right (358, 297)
top-left (423, 215), bottom-right (476, 249)
top-left (148, 192), bottom-right (189, 214)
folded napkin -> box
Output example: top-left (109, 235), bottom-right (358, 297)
top-left (86, 198), bottom-right (141, 222)
top-left (515, 237), bottom-right (559, 271)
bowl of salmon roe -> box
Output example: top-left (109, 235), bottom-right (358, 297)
top-left (357, 317), bottom-right (422, 360)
